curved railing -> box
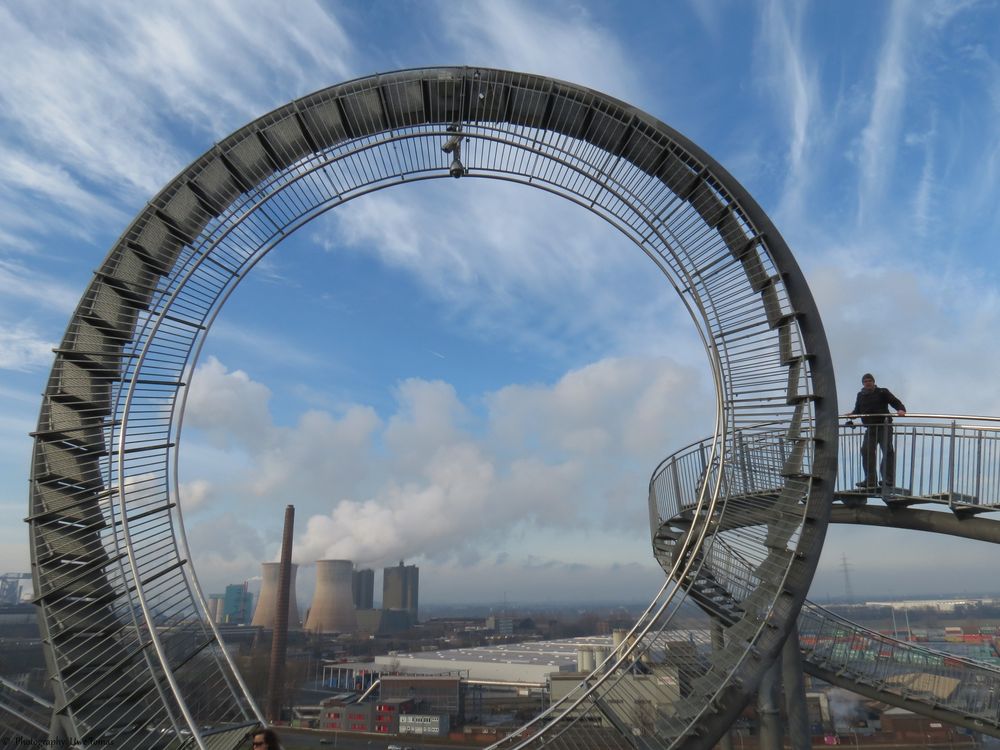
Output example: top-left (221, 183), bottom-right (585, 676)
top-left (650, 415), bottom-right (1000, 735)
top-left (837, 414), bottom-right (1000, 510)
top-left (799, 603), bottom-right (1000, 734)
top-left (651, 415), bottom-right (1000, 526)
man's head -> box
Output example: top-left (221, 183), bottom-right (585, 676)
top-left (251, 728), bottom-right (280, 750)
top-left (861, 373), bottom-right (876, 390)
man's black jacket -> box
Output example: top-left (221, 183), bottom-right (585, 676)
top-left (853, 387), bottom-right (906, 425)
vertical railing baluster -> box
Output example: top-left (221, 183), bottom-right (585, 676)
top-left (948, 420), bottom-right (957, 507)
top-left (734, 431), bottom-right (746, 495)
top-left (672, 459), bottom-right (684, 512)
top-left (975, 432), bottom-right (983, 506)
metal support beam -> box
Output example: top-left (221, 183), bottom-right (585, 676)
top-left (831, 505), bottom-right (1000, 542)
top-left (782, 625), bottom-right (811, 750)
top-left (711, 619), bottom-right (733, 750)
top-left (757, 660), bottom-right (782, 750)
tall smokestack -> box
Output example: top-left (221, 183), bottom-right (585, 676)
top-left (251, 562), bottom-right (301, 630)
top-left (305, 560), bottom-right (357, 634)
top-left (266, 504), bottom-right (294, 723)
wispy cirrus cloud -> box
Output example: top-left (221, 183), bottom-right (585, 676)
top-left (317, 180), bottom-right (694, 363)
top-left (907, 124), bottom-right (936, 238)
top-left (0, 322), bottom-right (56, 372)
top-left (0, 0), bottom-right (355, 236)
top-left (755, 0), bottom-right (820, 223)
top-left (434, 0), bottom-right (642, 104)
top-left (0, 259), bottom-right (79, 313)
top-left (856, 0), bottom-right (912, 226)
top-left (0, 145), bottom-right (128, 245)
top-left (208, 320), bottom-right (324, 371)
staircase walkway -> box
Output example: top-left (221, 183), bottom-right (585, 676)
top-left (0, 676), bottom-right (52, 744)
top-left (650, 415), bottom-right (1000, 736)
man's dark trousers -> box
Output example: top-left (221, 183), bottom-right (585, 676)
top-left (861, 423), bottom-right (895, 487)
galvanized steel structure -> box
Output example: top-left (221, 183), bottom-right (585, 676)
top-left (27, 67), bottom-right (838, 748)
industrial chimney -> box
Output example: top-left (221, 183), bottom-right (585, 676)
top-left (305, 560), bottom-right (357, 634)
top-left (266, 504), bottom-right (294, 723)
top-left (251, 562), bottom-right (302, 630)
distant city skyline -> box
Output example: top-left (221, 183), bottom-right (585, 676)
top-left (2, 2), bottom-right (1000, 604)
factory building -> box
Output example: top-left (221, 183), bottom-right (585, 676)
top-left (317, 683), bottom-right (452, 736)
top-left (550, 670), bottom-right (682, 733)
top-left (356, 608), bottom-right (413, 636)
top-left (352, 567), bottom-right (374, 610)
top-left (381, 675), bottom-right (463, 724)
top-left (372, 636), bottom-right (620, 683)
top-left (382, 561), bottom-right (419, 621)
top-left (320, 698), bottom-right (375, 732)
top-left (221, 583), bottom-right (253, 625)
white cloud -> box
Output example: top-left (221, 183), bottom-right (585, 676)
top-left (0, 322), bottom-right (56, 371)
top-left (177, 354), bottom-right (707, 577)
top-left (182, 356), bottom-right (383, 507)
top-left (184, 356), bottom-right (275, 451)
top-left (294, 440), bottom-right (496, 566)
top-left (383, 380), bottom-right (470, 475)
top-left (178, 479), bottom-right (213, 513)
top-left (187, 512), bottom-right (269, 591)
top-left (805, 242), bottom-right (1000, 417)
top-left (249, 406), bottom-right (382, 500)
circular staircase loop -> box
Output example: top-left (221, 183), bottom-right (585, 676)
top-left (27, 67), bottom-right (837, 749)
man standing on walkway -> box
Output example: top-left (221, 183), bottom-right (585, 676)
top-left (847, 373), bottom-right (906, 491)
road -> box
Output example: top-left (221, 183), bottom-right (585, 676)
top-left (278, 728), bottom-right (483, 750)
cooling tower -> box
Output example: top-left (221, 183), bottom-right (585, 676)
top-left (305, 559), bottom-right (358, 634)
top-left (251, 562), bottom-right (301, 629)
top-left (208, 594), bottom-right (224, 623)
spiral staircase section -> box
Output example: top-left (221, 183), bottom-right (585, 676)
top-left (27, 67), bottom-right (837, 748)
top-left (651, 415), bottom-right (1000, 737)
top-left (0, 677), bottom-right (53, 744)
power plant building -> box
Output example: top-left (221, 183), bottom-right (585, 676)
top-left (352, 567), bottom-right (374, 610)
top-left (221, 583), bottom-right (253, 625)
top-left (251, 562), bottom-right (302, 630)
top-left (305, 559), bottom-right (358, 634)
top-left (383, 561), bottom-right (418, 620)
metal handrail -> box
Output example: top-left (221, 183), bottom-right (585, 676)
top-left (798, 602), bottom-right (1000, 729)
top-left (686, 535), bottom-right (1000, 732)
top-left (651, 416), bottom-right (1000, 532)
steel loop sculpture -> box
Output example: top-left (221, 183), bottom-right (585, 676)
top-left (27, 68), bottom-right (838, 749)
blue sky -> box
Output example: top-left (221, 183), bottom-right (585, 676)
top-left (2, 0), bottom-right (1000, 605)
